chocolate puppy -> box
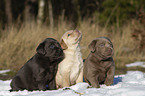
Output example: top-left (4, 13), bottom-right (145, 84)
top-left (84, 37), bottom-right (115, 88)
top-left (10, 38), bottom-right (64, 91)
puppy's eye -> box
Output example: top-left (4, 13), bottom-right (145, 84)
top-left (100, 44), bottom-right (104, 47)
top-left (49, 45), bottom-right (55, 49)
top-left (68, 34), bottom-right (70, 37)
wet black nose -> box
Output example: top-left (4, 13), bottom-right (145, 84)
top-left (107, 48), bottom-right (112, 53)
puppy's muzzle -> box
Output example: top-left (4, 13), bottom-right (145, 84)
top-left (106, 47), bottom-right (113, 56)
top-left (74, 30), bottom-right (82, 41)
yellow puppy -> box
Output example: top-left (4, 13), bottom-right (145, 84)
top-left (56, 30), bottom-right (83, 88)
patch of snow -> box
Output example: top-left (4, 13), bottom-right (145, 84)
top-left (122, 71), bottom-right (145, 84)
top-left (1, 71), bottom-right (145, 96)
top-left (0, 69), bottom-right (10, 74)
top-left (126, 62), bottom-right (145, 68)
top-left (1, 62), bottom-right (145, 96)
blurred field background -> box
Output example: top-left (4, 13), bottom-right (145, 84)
top-left (0, 0), bottom-right (145, 77)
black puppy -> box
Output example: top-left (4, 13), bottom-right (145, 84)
top-left (10, 38), bottom-right (64, 91)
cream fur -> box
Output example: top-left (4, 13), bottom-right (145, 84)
top-left (56, 30), bottom-right (83, 88)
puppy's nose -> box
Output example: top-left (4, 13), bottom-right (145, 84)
top-left (107, 48), bottom-right (112, 53)
top-left (74, 29), bottom-right (79, 32)
top-left (74, 29), bottom-right (81, 35)
top-left (106, 43), bottom-right (112, 48)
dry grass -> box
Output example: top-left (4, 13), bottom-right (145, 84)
top-left (0, 20), bottom-right (145, 71)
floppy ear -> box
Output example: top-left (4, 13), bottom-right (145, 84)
top-left (88, 40), bottom-right (97, 52)
top-left (36, 42), bottom-right (46, 55)
top-left (60, 39), bottom-right (68, 50)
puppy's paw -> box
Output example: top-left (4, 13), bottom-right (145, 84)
top-left (87, 86), bottom-right (93, 88)
top-left (38, 85), bottom-right (47, 91)
top-left (104, 79), bottom-right (113, 86)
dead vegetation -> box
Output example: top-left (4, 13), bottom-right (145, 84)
top-left (0, 20), bottom-right (145, 71)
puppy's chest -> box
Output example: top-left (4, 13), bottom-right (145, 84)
top-left (65, 49), bottom-right (82, 61)
top-left (45, 66), bottom-right (57, 79)
top-left (99, 61), bottom-right (112, 72)
top-left (64, 50), bottom-right (83, 70)
top-left (47, 66), bottom-right (56, 72)
top-left (73, 53), bottom-right (83, 69)
top-left (71, 52), bottom-right (83, 72)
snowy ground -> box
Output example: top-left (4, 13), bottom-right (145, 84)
top-left (1, 62), bottom-right (145, 96)
top-left (126, 62), bottom-right (145, 68)
top-left (0, 69), bottom-right (10, 74)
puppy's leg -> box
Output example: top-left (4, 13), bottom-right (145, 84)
top-left (10, 76), bottom-right (24, 91)
top-left (37, 81), bottom-right (47, 90)
top-left (36, 71), bottom-right (47, 90)
top-left (76, 67), bottom-right (83, 83)
top-left (88, 74), bottom-right (100, 88)
top-left (104, 66), bottom-right (115, 86)
top-left (62, 72), bottom-right (70, 87)
top-left (47, 79), bottom-right (56, 90)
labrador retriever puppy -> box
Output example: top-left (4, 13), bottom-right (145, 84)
top-left (56, 29), bottom-right (83, 88)
top-left (84, 37), bottom-right (115, 88)
top-left (10, 38), bottom-right (64, 91)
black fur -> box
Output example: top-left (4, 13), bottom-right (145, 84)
top-left (10, 38), bottom-right (64, 91)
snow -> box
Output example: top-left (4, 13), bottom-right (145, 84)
top-left (0, 69), bottom-right (10, 74)
top-left (1, 70), bottom-right (145, 95)
top-left (126, 62), bottom-right (145, 68)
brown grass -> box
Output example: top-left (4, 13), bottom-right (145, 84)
top-left (0, 20), bottom-right (145, 71)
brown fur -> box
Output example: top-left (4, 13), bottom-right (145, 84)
top-left (83, 37), bottom-right (115, 88)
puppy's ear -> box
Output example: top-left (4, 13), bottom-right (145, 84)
top-left (88, 40), bottom-right (97, 52)
top-left (36, 42), bottom-right (46, 55)
top-left (60, 39), bottom-right (68, 50)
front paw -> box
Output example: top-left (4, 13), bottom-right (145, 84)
top-left (104, 79), bottom-right (113, 86)
top-left (38, 85), bottom-right (47, 91)
top-left (91, 84), bottom-right (100, 88)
